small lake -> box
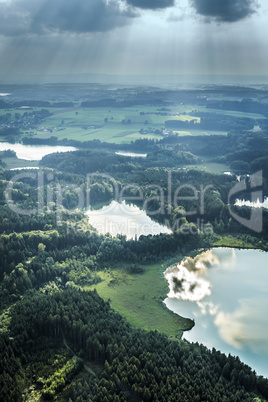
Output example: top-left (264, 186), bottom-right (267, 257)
top-left (164, 248), bottom-right (268, 377)
top-left (0, 142), bottom-right (77, 161)
top-left (115, 151), bottom-right (147, 158)
top-left (86, 200), bottom-right (171, 240)
top-left (10, 167), bottom-right (40, 171)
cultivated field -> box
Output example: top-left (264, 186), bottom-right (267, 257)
top-left (1, 101), bottom-right (263, 144)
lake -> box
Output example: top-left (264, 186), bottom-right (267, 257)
top-left (86, 200), bottom-right (171, 240)
top-left (115, 151), bottom-right (147, 158)
top-left (164, 248), bottom-right (268, 377)
top-left (10, 167), bottom-right (40, 171)
top-left (0, 142), bottom-right (77, 161)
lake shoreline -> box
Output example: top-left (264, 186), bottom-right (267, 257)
top-left (164, 247), bottom-right (268, 378)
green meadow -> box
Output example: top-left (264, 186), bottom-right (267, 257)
top-left (29, 105), bottom-right (225, 143)
top-left (82, 260), bottom-right (194, 339)
top-left (0, 157), bottom-right (38, 169)
top-left (2, 102), bottom-right (260, 145)
top-left (193, 159), bottom-right (230, 174)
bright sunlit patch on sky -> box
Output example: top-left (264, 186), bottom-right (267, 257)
top-left (0, 0), bottom-right (266, 81)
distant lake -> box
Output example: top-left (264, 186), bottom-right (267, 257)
top-left (86, 200), bottom-right (171, 240)
top-left (115, 151), bottom-right (147, 158)
top-left (10, 166), bottom-right (39, 171)
top-left (164, 248), bottom-right (268, 377)
top-left (0, 142), bottom-right (77, 161)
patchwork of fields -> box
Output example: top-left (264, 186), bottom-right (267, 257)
top-left (1, 102), bottom-right (263, 144)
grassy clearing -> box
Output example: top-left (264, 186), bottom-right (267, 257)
top-left (167, 114), bottom-right (201, 123)
top-left (213, 236), bottom-right (256, 249)
top-left (83, 260), bottom-right (194, 339)
top-left (107, 132), bottom-right (163, 144)
top-left (1, 157), bottom-right (39, 170)
top-left (195, 161), bottom-right (230, 174)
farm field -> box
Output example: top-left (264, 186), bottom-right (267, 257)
top-left (1, 101), bottom-right (262, 144)
top-left (27, 105), bottom-right (227, 143)
top-left (16, 105), bottom-right (202, 143)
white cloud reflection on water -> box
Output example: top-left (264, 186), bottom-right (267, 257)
top-left (86, 200), bottom-right (172, 240)
top-left (164, 248), bottom-right (268, 376)
top-left (165, 263), bottom-right (211, 302)
top-left (164, 249), bottom-right (233, 302)
top-left (215, 298), bottom-right (268, 355)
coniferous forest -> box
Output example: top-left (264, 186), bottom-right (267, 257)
top-left (1, 83), bottom-right (268, 401)
top-left (1, 142), bottom-right (268, 400)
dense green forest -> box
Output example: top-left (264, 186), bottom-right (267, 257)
top-left (1, 152), bottom-right (268, 400)
top-left (1, 83), bottom-right (268, 400)
top-left (2, 288), bottom-right (268, 401)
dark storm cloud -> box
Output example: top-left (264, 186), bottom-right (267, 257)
top-left (126, 0), bottom-right (174, 10)
top-left (0, 0), bottom-right (136, 36)
top-left (191, 0), bottom-right (258, 22)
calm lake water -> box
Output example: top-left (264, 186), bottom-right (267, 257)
top-left (115, 151), bottom-right (147, 158)
top-left (86, 200), bottom-right (171, 240)
top-left (0, 142), bottom-right (77, 161)
top-left (10, 167), bottom-right (40, 171)
top-left (164, 248), bottom-right (268, 377)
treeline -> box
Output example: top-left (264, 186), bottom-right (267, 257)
top-left (1, 166), bottom-right (267, 305)
top-left (1, 136), bottom-right (268, 399)
top-left (1, 288), bottom-right (268, 401)
top-left (0, 109), bottom-right (53, 141)
top-left (22, 135), bottom-right (159, 152)
top-left (40, 149), bottom-right (199, 174)
top-left (161, 130), bottom-right (268, 177)
top-left (24, 122), bottom-right (268, 178)
top-left (38, 152), bottom-right (268, 243)
top-left (0, 100), bottom-right (51, 108)
top-left (206, 99), bottom-right (268, 117)
top-left (165, 114), bottom-right (255, 131)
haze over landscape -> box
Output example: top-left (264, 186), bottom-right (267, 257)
top-left (0, 0), bottom-right (267, 83)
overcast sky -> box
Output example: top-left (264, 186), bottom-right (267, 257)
top-left (0, 0), bottom-right (267, 83)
